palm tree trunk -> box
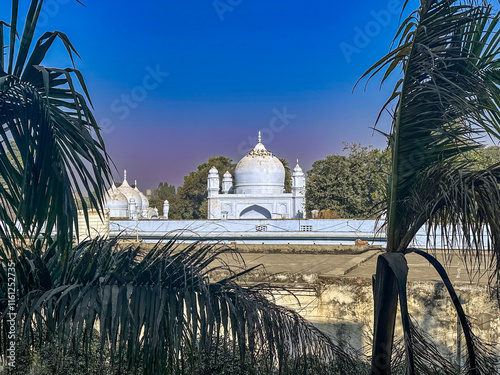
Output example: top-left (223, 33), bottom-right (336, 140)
top-left (371, 255), bottom-right (399, 375)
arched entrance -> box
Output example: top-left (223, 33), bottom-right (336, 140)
top-left (239, 205), bottom-right (272, 219)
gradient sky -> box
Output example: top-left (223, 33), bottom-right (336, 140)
top-left (2, 0), bottom-right (416, 188)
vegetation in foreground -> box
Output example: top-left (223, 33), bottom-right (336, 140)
top-left (1, 238), bottom-right (366, 374)
top-left (361, 0), bottom-right (500, 373)
top-left (1, 0), bottom-right (500, 374)
top-left (0, 1), bottom-right (359, 374)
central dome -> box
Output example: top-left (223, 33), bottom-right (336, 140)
top-left (234, 133), bottom-right (285, 195)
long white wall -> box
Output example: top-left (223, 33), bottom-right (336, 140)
top-left (109, 219), bottom-right (386, 245)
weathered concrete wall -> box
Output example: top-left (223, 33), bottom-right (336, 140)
top-left (271, 278), bottom-right (500, 363)
top-left (205, 245), bottom-right (500, 365)
top-left (135, 240), bottom-right (500, 366)
top-left (138, 241), bottom-right (381, 254)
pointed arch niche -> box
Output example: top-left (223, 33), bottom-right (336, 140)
top-left (239, 205), bottom-right (271, 219)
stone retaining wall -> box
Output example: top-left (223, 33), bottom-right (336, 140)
top-left (271, 277), bottom-right (500, 364)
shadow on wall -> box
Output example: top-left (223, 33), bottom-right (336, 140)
top-left (314, 322), bottom-right (364, 352)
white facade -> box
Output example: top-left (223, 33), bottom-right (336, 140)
top-left (207, 133), bottom-right (305, 219)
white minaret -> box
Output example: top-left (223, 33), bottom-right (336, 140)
top-left (292, 160), bottom-right (306, 218)
top-left (222, 171), bottom-right (233, 194)
top-left (207, 166), bottom-right (220, 197)
top-left (207, 166), bottom-right (220, 220)
top-left (292, 160), bottom-right (305, 195)
top-left (163, 200), bottom-right (169, 219)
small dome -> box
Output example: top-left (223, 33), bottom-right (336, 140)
top-left (293, 160), bottom-right (304, 174)
top-left (146, 207), bottom-right (159, 219)
top-left (209, 166), bottom-right (219, 175)
top-left (117, 170), bottom-right (143, 211)
top-left (234, 132), bottom-right (285, 195)
top-left (104, 183), bottom-right (128, 210)
top-left (134, 181), bottom-right (149, 209)
top-left (223, 171), bottom-right (232, 178)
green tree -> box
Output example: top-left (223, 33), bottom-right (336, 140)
top-left (464, 145), bottom-right (500, 170)
top-left (361, 1), bottom-right (500, 373)
top-left (177, 156), bottom-right (235, 219)
top-left (148, 182), bottom-right (181, 218)
top-left (279, 157), bottom-right (292, 193)
top-left (306, 143), bottom-right (390, 218)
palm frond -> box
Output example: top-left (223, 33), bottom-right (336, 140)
top-left (362, 3), bottom-right (500, 373)
top-left (422, 165), bottom-right (500, 271)
top-left (391, 316), bottom-right (500, 375)
top-left (391, 318), bottom-right (458, 375)
top-left (7, 0), bottom-right (18, 75)
top-left (2, 238), bottom-right (362, 374)
top-left (0, 78), bottom-right (110, 264)
top-left (0, 1), bottom-right (112, 264)
top-left (361, 0), bottom-right (500, 252)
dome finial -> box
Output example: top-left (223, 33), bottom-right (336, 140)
top-left (293, 160), bottom-right (303, 174)
top-left (135, 179), bottom-right (137, 187)
top-left (258, 131), bottom-right (261, 143)
top-left (121, 169), bottom-right (131, 188)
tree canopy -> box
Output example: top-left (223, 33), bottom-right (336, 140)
top-left (150, 145), bottom-right (498, 221)
top-left (148, 182), bottom-right (180, 218)
top-left (464, 145), bottom-right (500, 170)
top-left (175, 156), bottom-right (236, 219)
top-left (306, 143), bottom-right (390, 218)
top-left (279, 157), bottom-right (292, 193)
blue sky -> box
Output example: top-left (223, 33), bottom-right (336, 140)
top-left (2, 0), bottom-right (414, 188)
